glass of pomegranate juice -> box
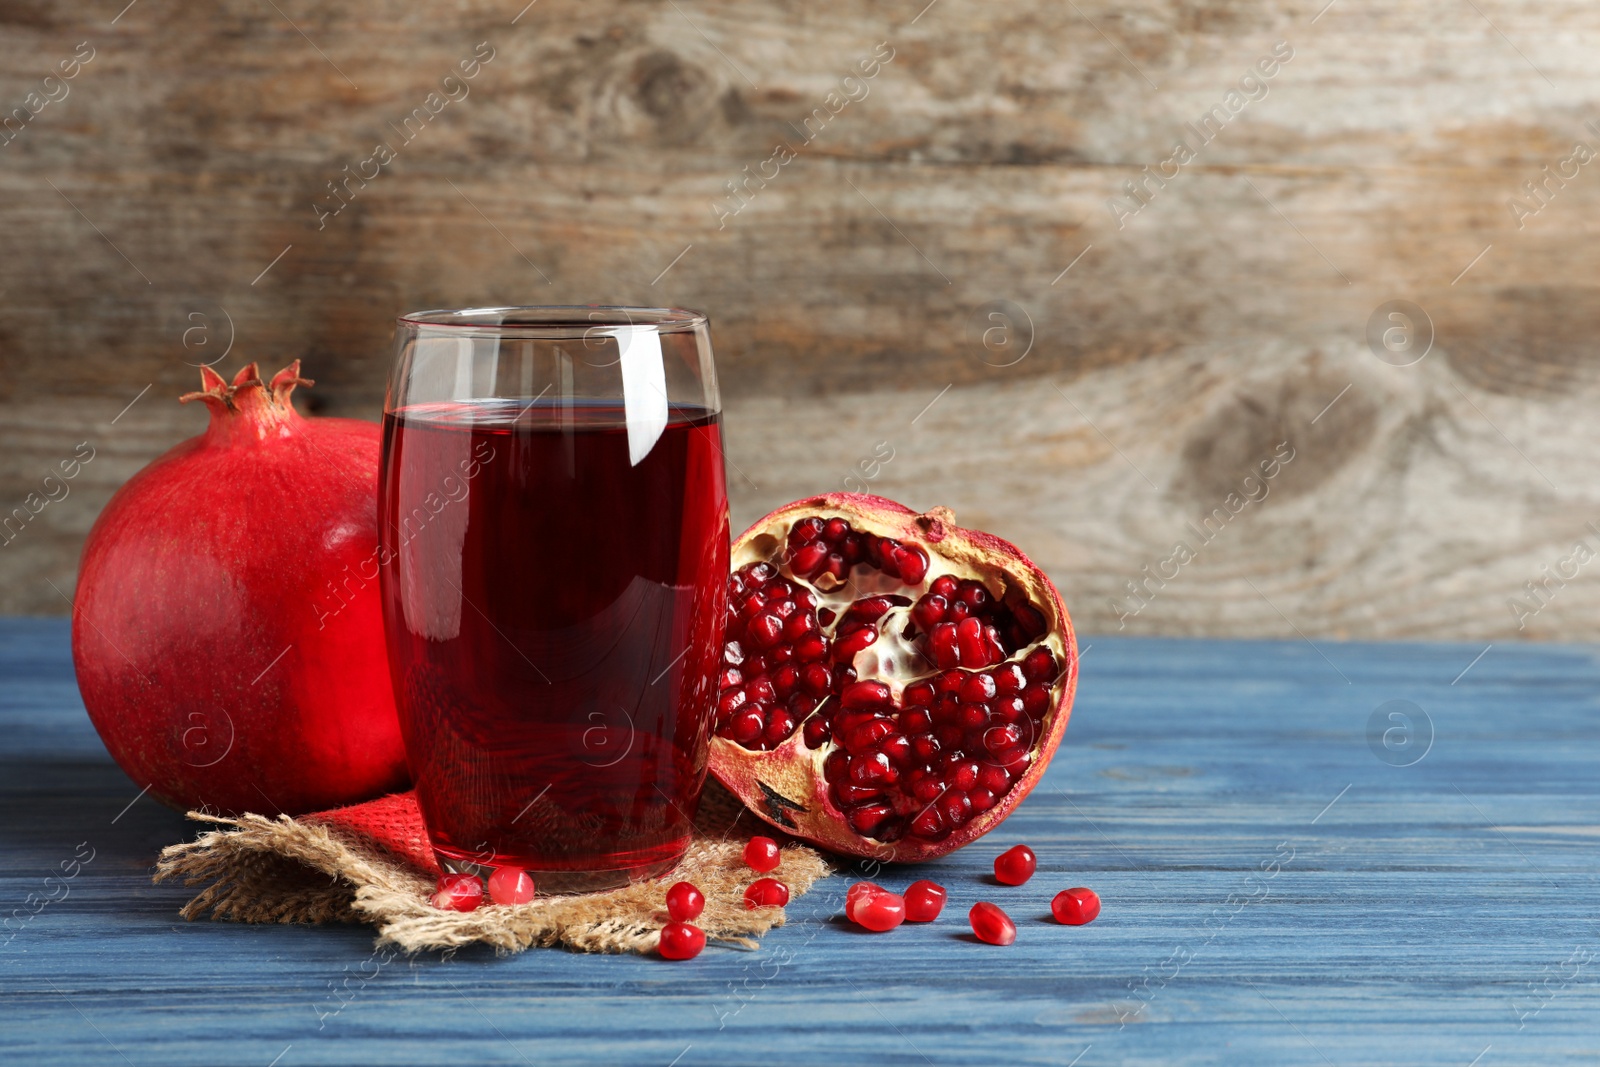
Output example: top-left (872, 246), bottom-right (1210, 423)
top-left (379, 307), bottom-right (729, 892)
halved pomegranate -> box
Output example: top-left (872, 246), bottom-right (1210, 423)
top-left (707, 494), bottom-right (1077, 862)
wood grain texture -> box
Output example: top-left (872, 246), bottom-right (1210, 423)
top-left (3, 1), bottom-right (1600, 638)
top-left (4, 620), bottom-right (1600, 1064)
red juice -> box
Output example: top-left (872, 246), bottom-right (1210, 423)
top-left (378, 399), bottom-right (729, 890)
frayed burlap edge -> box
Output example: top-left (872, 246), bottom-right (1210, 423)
top-left (153, 803), bottom-right (834, 956)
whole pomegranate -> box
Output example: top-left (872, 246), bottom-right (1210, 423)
top-left (73, 362), bottom-right (408, 816)
top-left (709, 493), bottom-right (1077, 861)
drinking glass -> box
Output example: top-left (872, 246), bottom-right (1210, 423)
top-left (378, 307), bottom-right (729, 892)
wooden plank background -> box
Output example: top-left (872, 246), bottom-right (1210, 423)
top-left (3, 0), bottom-right (1599, 638)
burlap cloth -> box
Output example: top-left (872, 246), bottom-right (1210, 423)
top-left (152, 779), bottom-right (834, 955)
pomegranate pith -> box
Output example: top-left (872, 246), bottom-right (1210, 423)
top-left (1052, 887), bottom-right (1101, 926)
top-left (666, 881), bottom-right (705, 922)
top-left (969, 902), bottom-right (1016, 945)
top-left (708, 494), bottom-right (1078, 862)
top-left (658, 922), bottom-right (706, 960)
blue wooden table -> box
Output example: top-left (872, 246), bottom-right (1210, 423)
top-left (3, 618), bottom-right (1597, 1065)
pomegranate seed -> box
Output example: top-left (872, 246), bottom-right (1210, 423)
top-left (802, 716), bottom-right (829, 748)
top-left (931, 574), bottom-right (959, 598)
top-left (903, 680), bottom-right (936, 706)
top-left (957, 580), bottom-right (992, 611)
top-left (747, 677), bottom-right (776, 704)
top-left (969, 902), bottom-right (1016, 945)
top-left (854, 889), bottom-right (906, 932)
top-left (911, 734), bottom-right (941, 762)
top-left (658, 921), bottom-right (706, 960)
top-left (977, 763), bottom-right (1012, 791)
top-left (880, 732), bottom-right (912, 765)
top-left (904, 879), bottom-right (947, 922)
top-left (991, 695), bottom-right (1025, 723)
top-left (728, 709), bottom-right (763, 744)
top-left (841, 680), bottom-right (892, 709)
top-left (994, 844), bottom-right (1037, 885)
top-left (763, 713), bottom-right (795, 743)
top-left (834, 783), bottom-right (884, 805)
top-left (487, 866), bottom-right (536, 906)
top-left (956, 617), bottom-right (988, 667)
top-left (772, 664), bottom-right (799, 697)
top-left (958, 703), bottom-right (989, 730)
top-left (744, 877), bottom-right (790, 909)
top-left (739, 593), bottom-right (767, 619)
top-left (718, 668), bottom-right (743, 689)
top-left (1022, 647), bottom-right (1058, 683)
top-left (928, 623), bottom-right (960, 668)
top-left (1021, 685), bottom-right (1050, 717)
top-left (960, 673), bottom-right (997, 703)
top-left (749, 562), bottom-right (777, 582)
top-left (744, 836), bottom-right (782, 873)
top-left (782, 612), bottom-right (816, 642)
top-left (666, 881), bottom-right (705, 922)
top-left (969, 787), bottom-right (997, 812)
top-left (904, 708), bottom-right (934, 735)
top-left (984, 724), bottom-right (1022, 755)
top-left (1052, 887), bottom-right (1101, 925)
top-left (717, 689), bottom-right (747, 716)
top-left (790, 541), bottom-right (828, 576)
top-left (794, 636), bottom-right (828, 665)
top-left (938, 791), bottom-right (972, 826)
top-left (848, 751), bottom-right (897, 786)
top-left (992, 663), bottom-right (1026, 695)
top-left (910, 805), bottom-right (946, 838)
top-left (789, 517), bottom-right (824, 544)
top-left (934, 670), bottom-right (964, 694)
top-left (897, 546), bottom-right (929, 584)
top-left (771, 599), bottom-right (797, 620)
top-left (824, 750), bottom-right (850, 782)
top-left (748, 613), bottom-right (784, 649)
top-left (951, 760), bottom-right (980, 792)
top-left (911, 773), bottom-right (945, 804)
top-left (847, 802), bottom-right (895, 836)
top-left (912, 594), bottom-right (948, 631)
top-left (430, 873), bottom-right (484, 912)
top-left (982, 625), bottom-right (1006, 662)
top-left (800, 662), bottom-right (832, 695)
top-left (845, 881), bottom-right (884, 923)
top-left (723, 640), bottom-right (745, 665)
top-left (833, 627), bottom-right (877, 661)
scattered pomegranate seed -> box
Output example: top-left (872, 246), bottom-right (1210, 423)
top-left (430, 873), bottom-right (484, 913)
top-left (1052, 887), bottom-right (1101, 926)
top-left (903, 879), bottom-right (947, 922)
top-left (994, 844), bottom-right (1037, 886)
top-left (853, 888), bottom-right (907, 932)
top-left (969, 901), bottom-right (1017, 945)
top-left (744, 877), bottom-right (790, 909)
top-left (666, 881), bottom-right (705, 922)
top-left (486, 866), bottom-right (536, 906)
top-left (744, 836), bottom-right (782, 873)
top-left (845, 881), bottom-right (885, 924)
top-left (658, 922), bottom-right (706, 960)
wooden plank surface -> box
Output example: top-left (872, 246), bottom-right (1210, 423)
top-left (5, 1), bottom-right (1600, 639)
top-left (3, 619), bottom-right (1598, 1065)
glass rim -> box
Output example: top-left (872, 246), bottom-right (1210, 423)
top-left (396, 305), bottom-right (709, 337)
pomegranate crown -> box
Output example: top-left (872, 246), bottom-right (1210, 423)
top-left (180, 361), bottom-right (313, 440)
